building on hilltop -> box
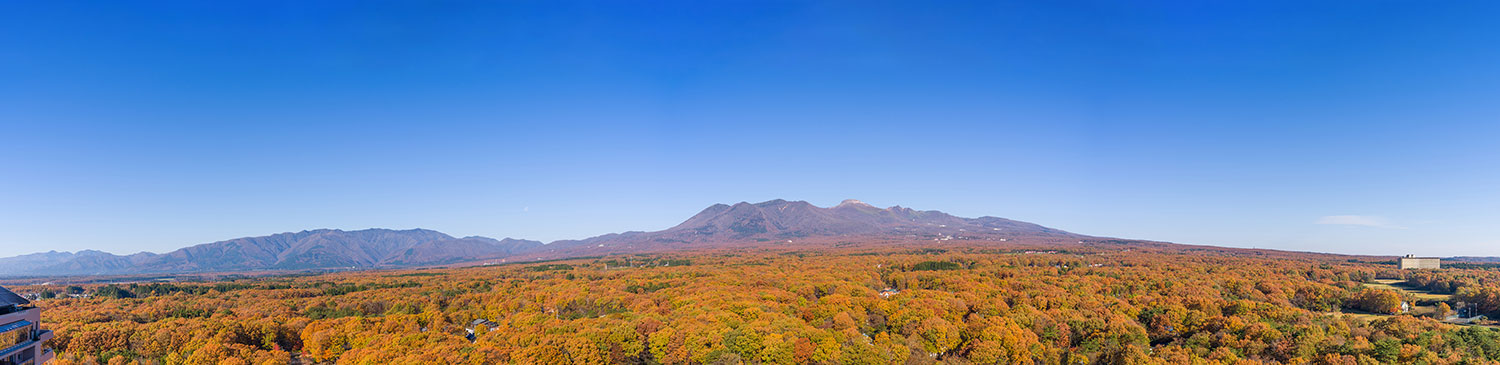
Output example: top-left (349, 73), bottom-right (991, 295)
top-left (1398, 254), bottom-right (1441, 270)
top-left (0, 286), bottom-right (53, 364)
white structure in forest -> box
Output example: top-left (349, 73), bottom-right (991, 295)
top-left (1398, 254), bottom-right (1441, 270)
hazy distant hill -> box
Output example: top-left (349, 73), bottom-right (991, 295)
top-left (0, 250), bottom-right (119, 276)
top-left (1447, 256), bottom-right (1500, 263)
top-left (0, 229), bottom-right (544, 276)
top-left (0, 199), bottom-right (1083, 276)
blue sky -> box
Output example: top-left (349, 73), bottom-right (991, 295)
top-left (3, 1), bottom-right (1498, 258)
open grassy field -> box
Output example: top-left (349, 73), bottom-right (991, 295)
top-left (1328, 312), bottom-right (1390, 322)
top-left (1367, 279), bottom-right (1454, 301)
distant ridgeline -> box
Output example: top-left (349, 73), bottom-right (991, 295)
top-left (0, 199), bottom-right (1089, 276)
top-left (7, 199), bottom-right (1462, 278)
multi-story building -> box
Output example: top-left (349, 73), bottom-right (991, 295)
top-left (1398, 254), bottom-right (1441, 270)
top-left (0, 286), bottom-right (52, 365)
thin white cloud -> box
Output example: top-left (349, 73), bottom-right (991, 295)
top-left (1316, 215), bottom-right (1406, 229)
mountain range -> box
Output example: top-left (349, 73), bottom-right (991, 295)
top-left (0, 199), bottom-right (1083, 277)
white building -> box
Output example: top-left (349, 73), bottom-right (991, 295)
top-left (1398, 254), bottom-right (1441, 270)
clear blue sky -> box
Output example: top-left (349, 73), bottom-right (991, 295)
top-left (3, 1), bottom-right (1498, 258)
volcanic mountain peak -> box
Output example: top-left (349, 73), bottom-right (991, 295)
top-left (600, 199), bottom-right (1080, 246)
top-left (836, 199), bottom-right (874, 208)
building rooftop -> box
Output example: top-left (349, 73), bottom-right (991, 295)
top-left (0, 286), bottom-right (30, 308)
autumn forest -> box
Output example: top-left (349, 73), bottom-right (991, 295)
top-left (17, 241), bottom-right (1500, 365)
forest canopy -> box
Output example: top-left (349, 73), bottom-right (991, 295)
top-left (19, 244), bottom-right (1500, 364)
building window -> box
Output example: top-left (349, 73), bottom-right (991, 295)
top-left (1, 350), bottom-right (36, 365)
top-left (0, 320), bottom-right (33, 353)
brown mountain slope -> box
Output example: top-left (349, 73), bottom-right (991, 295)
top-left (537, 199), bottom-right (1082, 258)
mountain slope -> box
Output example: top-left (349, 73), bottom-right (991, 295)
top-left (382, 237), bottom-right (543, 266)
top-left (0, 199), bottom-right (1084, 276)
top-left (541, 199), bottom-right (1082, 257)
top-left (5, 229), bottom-right (545, 276)
top-left (0, 250), bottom-right (153, 277)
top-left (659, 199), bottom-right (1074, 239)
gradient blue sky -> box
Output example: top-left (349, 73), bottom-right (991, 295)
top-left (3, 1), bottom-right (1498, 258)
